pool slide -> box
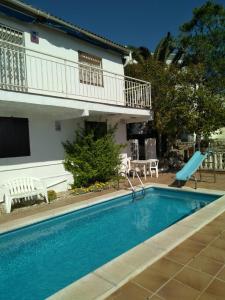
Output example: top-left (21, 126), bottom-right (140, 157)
top-left (176, 151), bottom-right (208, 182)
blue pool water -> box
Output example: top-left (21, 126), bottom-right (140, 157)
top-left (0, 187), bottom-right (220, 300)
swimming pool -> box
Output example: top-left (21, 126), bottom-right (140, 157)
top-left (0, 187), bottom-right (220, 299)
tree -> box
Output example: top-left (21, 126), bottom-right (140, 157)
top-left (179, 1), bottom-right (225, 92)
top-left (125, 1), bottom-right (225, 155)
top-left (125, 56), bottom-right (225, 156)
top-left (174, 64), bottom-right (225, 139)
top-left (128, 46), bottom-right (151, 64)
top-left (126, 55), bottom-right (180, 155)
top-left (153, 32), bottom-right (176, 63)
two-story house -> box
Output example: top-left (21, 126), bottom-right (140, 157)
top-left (0, 0), bottom-right (152, 191)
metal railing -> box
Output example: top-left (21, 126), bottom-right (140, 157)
top-left (119, 170), bottom-right (145, 200)
top-left (0, 40), bottom-right (151, 108)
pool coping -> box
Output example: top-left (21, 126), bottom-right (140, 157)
top-left (1, 184), bottom-right (225, 300)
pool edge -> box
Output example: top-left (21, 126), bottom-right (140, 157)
top-left (42, 185), bottom-right (225, 300)
top-left (1, 185), bottom-right (224, 300)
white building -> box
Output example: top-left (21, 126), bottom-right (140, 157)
top-left (0, 0), bottom-right (152, 191)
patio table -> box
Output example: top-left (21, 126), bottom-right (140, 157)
top-left (131, 159), bottom-right (159, 180)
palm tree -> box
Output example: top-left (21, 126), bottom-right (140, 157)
top-left (128, 46), bottom-right (152, 64)
top-left (154, 32), bottom-right (183, 65)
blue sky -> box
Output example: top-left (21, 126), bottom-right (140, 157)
top-left (27, 0), bottom-right (225, 51)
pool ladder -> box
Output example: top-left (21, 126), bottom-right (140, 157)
top-left (119, 170), bottom-right (145, 200)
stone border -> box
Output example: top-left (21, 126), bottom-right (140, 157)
top-left (1, 185), bottom-right (225, 300)
top-left (0, 190), bottom-right (131, 234)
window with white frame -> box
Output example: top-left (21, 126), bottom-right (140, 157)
top-left (78, 51), bottom-right (103, 87)
top-left (0, 23), bottom-right (27, 91)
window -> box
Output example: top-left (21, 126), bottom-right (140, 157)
top-left (85, 121), bottom-right (107, 140)
top-left (78, 51), bottom-right (103, 87)
top-left (0, 117), bottom-right (30, 158)
top-left (0, 23), bottom-right (27, 91)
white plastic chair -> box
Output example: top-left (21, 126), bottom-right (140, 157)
top-left (1, 177), bottom-right (48, 213)
top-left (149, 159), bottom-right (159, 178)
top-left (131, 162), bottom-right (147, 180)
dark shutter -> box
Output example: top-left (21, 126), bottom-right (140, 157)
top-left (0, 117), bottom-right (30, 158)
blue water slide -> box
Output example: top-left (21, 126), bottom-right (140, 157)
top-left (176, 151), bottom-right (208, 182)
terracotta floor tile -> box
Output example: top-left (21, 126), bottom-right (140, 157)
top-left (203, 278), bottom-right (225, 299)
top-left (200, 225), bottom-right (222, 235)
top-left (175, 266), bottom-right (212, 292)
top-left (211, 237), bottom-right (225, 250)
top-left (166, 240), bottom-right (203, 265)
top-left (220, 231), bottom-right (225, 240)
top-left (181, 238), bottom-right (206, 250)
top-left (149, 295), bottom-right (164, 300)
top-left (150, 257), bottom-right (183, 277)
top-left (132, 268), bottom-right (169, 292)
top-left (157, 279), bottom-right (200, 300)
top-left (216, 266), bottom-right (225, 282)
top-left (204, 222), bottom-right (225, 234)
top-left (201, 245), bottom-right (225, 263)
top-left (190, 229), bottom-right (217, 245)
top-left (197, 292), bottom-right (219, 300)
top-left (214, 213), bottom-right (225, 223)
top-left (107, 282), bottom-right (152, 300)
top-left (188, 254), bottom-right (224, 276)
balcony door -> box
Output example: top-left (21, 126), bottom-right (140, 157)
top-left (0, 24), bottom-right (27, 91)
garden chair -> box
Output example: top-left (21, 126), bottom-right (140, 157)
top-left (1, 177), bottom-right (48, 213)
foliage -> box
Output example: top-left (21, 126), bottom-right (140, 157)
top-left (126, 55), bottom-right (179, 138)
top-left (63, 127), bottom-right (124, 188)
top-left (172, 64), bottom-right (225, 137)
top-left (72, 181), bottom-right (116, 195)
top-left (154, 32), bottom-right (178, 64)
top-left (179, 1), bottom-right (225, 92)
top-left (47, 190), bottom-right (57, 202)
top-left (125, 1), bottom-right (225, 154)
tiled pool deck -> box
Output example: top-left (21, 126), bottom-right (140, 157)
top-left (107, 211), bottom-right (225, 300)
top-left (0, 172), bottom-right (225, 300)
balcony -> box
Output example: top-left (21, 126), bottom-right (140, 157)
top-left (0, 41), bottom-right (151, 109)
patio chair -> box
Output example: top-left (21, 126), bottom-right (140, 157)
top-left (131, 161), bottom-right (147, 180)
top-left (1, 177), bottom-right (48, 213)
top-left (149, 159), bottom-right (159, 178)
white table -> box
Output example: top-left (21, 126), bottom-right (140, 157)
top-left (131, 159), bottom-right (159, 179)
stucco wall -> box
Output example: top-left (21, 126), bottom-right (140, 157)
top-left (0, 113), bottom-right (129, 192)
top-left (0, 14), bottom-right (125, 104)
top-left (0, 111), bottom-right (80, 191)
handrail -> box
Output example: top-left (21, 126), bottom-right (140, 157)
top-left (0, 39), bottom-right (151, 85)
top-left (119, 171), bottom-right (135, 192)
top-left (0, 39), bottom-right (151, 108)
top-left (131, 169), bottom-right (145, 198)
top-left (119, 170), bottom-right (145, 200)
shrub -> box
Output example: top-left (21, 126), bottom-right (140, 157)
top-left (47, 190), bottom-right (57, 202)
top-left (63, 127), bottom-right (124, 188)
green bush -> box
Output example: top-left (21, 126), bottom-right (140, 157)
top-left (63, 127), bottom-right (124, 188)
top-left (47, 190), bottom-right (57, 202)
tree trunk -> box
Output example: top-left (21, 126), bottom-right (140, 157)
top-left (158, 132), bottom-right (162, 158)
top-left (196, 134), bottom-right (201, 151)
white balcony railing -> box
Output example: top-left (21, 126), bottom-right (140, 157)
top-left (0, 41), bottom-right (151, 109)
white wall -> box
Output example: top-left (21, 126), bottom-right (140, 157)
top-left (0, 14), bottom-right (125, 105)
top-left (0, 111), bottom-right (82, 191)
top-left (0, 110), bottom-right (131, 194)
